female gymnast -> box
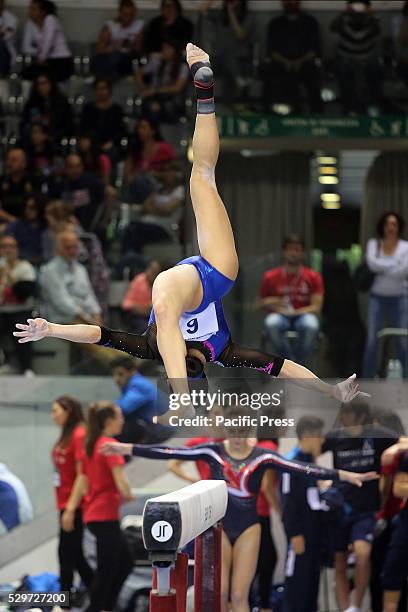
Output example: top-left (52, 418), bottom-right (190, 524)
top-left (101, 411), bottom-right (377, 612)
top-left (14, 43), bottom-right (367, 406)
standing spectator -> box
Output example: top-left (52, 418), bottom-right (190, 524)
top-left (262, 0), bottom-right (322, 114)
top-left (142, 0), bottom-right (193, 55)
top-left (111, 356), bottom-right (169, 443)
top-left (121, 259), bottom-right (163, 332)
top-left (0, 234), bottom-right (37, 375)
top-left (51, 396), bottom-right (94, 598)
top-left (0, 148), bottom-right (36, 225)
top-left (40, 229), bottom-right (102, 326)
top-left (22, 0), bottom-right (73, 82)
top-left (124, 116), bottom-right (176, 204)
top-left (281, 416), bottom-right (327, 612)
top-left (0, 463), bottom-right (33, 534)
top-left (258, 234), bottom-right (324, 365)
top-left (79, 77), bottom-right (126, 160)
top-left (73, 402), bottom-right (134, 612)
top-left (6, 194), bottom-right (46, 264)
top-left (93, 0), bottom-right (143, 78)
top-left (362, 211), bottom-right (408, 378)
top-left (322, 402), bottom-right (399, 612)
top-left (60, 154), bottom-right (106, 232)
top-left (331, 0), bottom-right (382, 115)
top-left (21, 72), bottom-right (74, 143)
top-left (135, 37), bottom-right (189, 122)
top-left (200, 0), bottom-right (255, 108)
top-left (0, 0), bottom-right (17, 80)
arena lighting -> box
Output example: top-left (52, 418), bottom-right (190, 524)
top-left (318, 156), bottom-right (338, 164)
top-left (319, 166), bottom-right (338, 175)
top-left (321, 193), bottom-right (340, 202)
top-left (322, 201), bottom-right (341, 210)
top-left (319, 176), bottom-right (339, 185)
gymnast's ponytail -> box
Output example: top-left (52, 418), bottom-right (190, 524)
top-left (86, 401), bottom-right (117, 457)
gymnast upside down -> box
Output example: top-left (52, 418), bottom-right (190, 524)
top-left (14, 43), bottom-right (368, 406)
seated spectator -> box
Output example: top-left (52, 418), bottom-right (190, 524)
top-left (0, 234), bottom-right (37, 375)
top-left (6, 194), bottom-right (46, 264)
top-left (0, 463), bottom-right (33, 534)
top-left (135, 37), bottom-right (189, 122)
top-left (78, 134), bottom-right (112, 186)
top-left (331, 0), bottom-right (382, 115)
top-left (143, 0), bottom-right (193, 55)
top-left (0, 148), bottom-right (37, 226)
top-left (59, 154), bottom-right (106, 233)
top-left (111, 356), bottom-right (169, 443)
top-left (121, 259), bottom-right (163, 332)
top-left (121, 159), bottom-right (184, 253)
top-left (93, 0), bottom-right (143, 79)
top-left (21, 72), bottom-right (74, 144)
top-left (25, 123), bottom-right (61, 178)
top-left (0, 0), bottom-right (18, 79)
top-left (42, 199), bottom-right (74, 261)
top-left (200, 0), bottom-right (255, 108)
top-left (258, 234), bottom-right (324, 365)
top-left (22, 0), bottom-right (73, 82)
top-left (124, 116), bottom-right (176, 204)
top-left (362, 211), bottom-right (408, 378)
top-left (79, 77), bottom-right (126, 163)
top-left (262, 0), bottom-right (322, 114)
top-left (40, 229), bottom-right (102, 325)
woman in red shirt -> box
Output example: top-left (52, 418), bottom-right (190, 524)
top-left (51, 396), bottom-right (94, 596)
top-left (76, 402), bottom-right (134, 612)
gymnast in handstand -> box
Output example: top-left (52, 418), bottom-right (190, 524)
top-left (14, 43), bottom-right (367, 406)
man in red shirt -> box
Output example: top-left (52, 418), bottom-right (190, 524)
top-left (258, 234), bottom-right (324, 364)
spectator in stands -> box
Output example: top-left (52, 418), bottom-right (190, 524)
top-left (40, 229), bottom-right (102, 326)
top-left (111, 356), bottom-right (168, 444)
top-left (124, 116), bottom-right (176, 204)
top-left (22, 0), bottom-right (73, 82)
top-left (21, 72), bottom-right (74, 143)
top-left (0, 148), bottom-right (37, 226)
top-left (281, 416), bottom-right (326, 612)
top-left (262, 0), bottom-right (322, 114)
top-left (79, 77), bottom-right (126, 162)
top-left (322, 402), bottom-right (399, 612)
top-left (0, 1), bottom-right (17, 78)
top-left (60, 154), bottom-right (106, 233)
top-left (331, 0), bottom-right (382, 115)
top-left (134, 37), bottom-right (189, 122)
top-left (77, 134), bottom-right (112, 186)
top-left (143, 0), bottom-right (194, 55)
top-left (362, 211), bottom-right (408, 378)
top-left (258, 234), bottom-right (324, 365)
top-left (51, 396), bottom-right (94, 598)
top-left (121, 259), bottom-right (163, 332)
top-left (200, 0), bottom-right (255, 108)
top-left (0, 463), bottom-right (33, 534)
top-left (93, 0), bottom-right (143, 78)
top-left (25, 123), bottom-right (61, 178)
top-left (0, 234), bottom-right (37, 375)
top-left (6, 194), bottom-right (46, 264)
top-left (75, 402), bottom-right (134, 612)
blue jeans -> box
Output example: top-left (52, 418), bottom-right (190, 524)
top-left (264, 313), bottom-right (319, 364)
top-left (362, 294), bottom-right (408, 378)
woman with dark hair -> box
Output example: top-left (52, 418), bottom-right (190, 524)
top-left (51, 396), bottom-right (94, 598)
top-left (6, 194), bottom-right (46, 264)
top-left (70, 402), bottom-right (134, 612)
top-left (142, 0), bottom-right (193, 54)
top-left (362, 211), bottom-right (408, 377)
top-left (22, 0), bottom-right (73, 82)
top-left (21, 72), bottom-right (74, 142)
top-left (25, 123), bottom-right (61, 178)
top-left (124, 116), bottom-right (175, 203)
top-left (135, 37), bottom-right (189, 121)
top-left (79, 77), bottom-right (126, 156)
top-left (77, 134), bottom-right (112, 185)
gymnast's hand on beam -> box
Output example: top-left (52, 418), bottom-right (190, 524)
top-left (101, 441), bottom-right (133, 456)
top-left (13, 318), bottom-right (49, 343)
top-left (332, 374), bottom-right (371, 403)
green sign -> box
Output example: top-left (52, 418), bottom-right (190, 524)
top-left (218, 115), bottom-right (408, 139)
